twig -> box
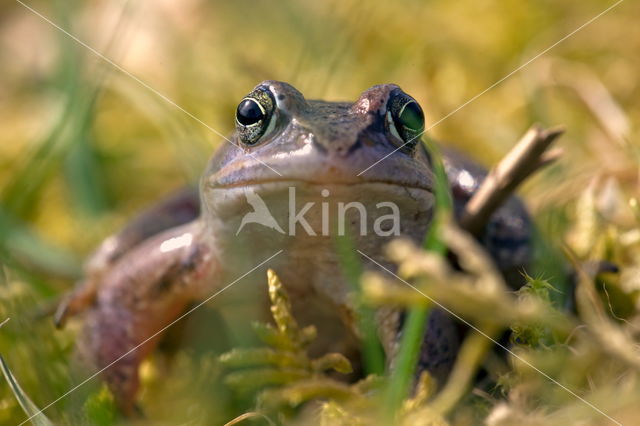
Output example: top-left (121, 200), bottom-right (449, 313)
top-left (224, 411), bottom-right (276, 426)
top-left (459, 124), bottom-right (565, 236)
top-left (428, 323), bottom-right (500, 415)
top-left (0, 318), bottom-right (9, 329)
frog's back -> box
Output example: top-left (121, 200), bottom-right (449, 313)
top-left (443, 148), bottom-right (533, 288)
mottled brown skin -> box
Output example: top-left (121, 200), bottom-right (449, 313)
top-left (56, 81), bottom-right (531, 414)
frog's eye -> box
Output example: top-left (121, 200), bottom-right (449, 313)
top-left (386, 91), bottom-right (425, 150)
top-left (236, 99), bottom-right (264, 126)
top-left (235, 88), bottom-right (277, 146)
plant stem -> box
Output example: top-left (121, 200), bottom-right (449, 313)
top-left (384, 139), bottom-right (451, 419)
top-left (334, 233), bottom-right (385, 376)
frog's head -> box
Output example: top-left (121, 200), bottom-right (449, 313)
top-left (200, 81), bottom-right (435, 258)
top-left (204, 80), bottom-right (433, 190)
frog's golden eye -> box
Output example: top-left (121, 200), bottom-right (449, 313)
top-left (235, 88), bottom-right (276, 146)
top-left (386, 91), bottom-right (425, 150)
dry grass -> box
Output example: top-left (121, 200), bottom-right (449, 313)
top-left (1, 0), bottom-right (639, 424)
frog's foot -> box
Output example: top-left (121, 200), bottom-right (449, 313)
top-left (80, 304), bottom-right (165, 416)
top-left (80, 306), bottom-right (142, 415)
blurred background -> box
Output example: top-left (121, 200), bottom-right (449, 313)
top-left (1, 0), bottom-right (638, 424)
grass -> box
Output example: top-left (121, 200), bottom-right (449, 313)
top-left (1, 0), bottom-right (639, 424)
top-left (383, 139), bottom-right (453, 419)
top-left (334, 232), bottom-right (386, 377)
top-left (0, 355), bottom-right (53, 426)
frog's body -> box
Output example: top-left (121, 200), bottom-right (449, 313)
top-left (56, 81), bottom-right (531, 414)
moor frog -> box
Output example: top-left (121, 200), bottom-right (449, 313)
top-left (56, 81), bottom-right (531, 414)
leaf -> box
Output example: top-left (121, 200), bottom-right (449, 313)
top-left (219, 348), bottom-right (310, 369)
top-left (224, 368), bottom-right (310, 395)
top-left (258, 379), bottom-right (362, 411)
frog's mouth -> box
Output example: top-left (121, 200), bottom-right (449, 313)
top-left (206, 142), bottom-right (434, 194)
top-left (209, 178), bottom-right (432, 192)
top-left (204, 179), bottom-right (434, 228)
top-left (207, 179), bottom-right (433, 214)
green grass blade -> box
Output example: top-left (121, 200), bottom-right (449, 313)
top-left (0, 355), bottom-right (54, 426)
top-left (63, 101), bottom-right (110, 215)
top-left (384, 138), bottom-right (452, 417)
top-left (2, 0), bottom-right (137, 219)
top-left (334, 232), bottom-right (385, 376)
top-left (0, 206), bottom-right (81, 286)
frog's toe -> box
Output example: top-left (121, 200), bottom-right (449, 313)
top-left (53, 295), bottom-right (77, 328)
top-left (107, 364), bottom-right (141, 417)
top-left (53, 301), bottom-right (69, 328)
top-left (54, 282), bottom-right (97, 328)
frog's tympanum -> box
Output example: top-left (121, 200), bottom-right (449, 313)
top-left (56, 81), bottom-right (531, 414)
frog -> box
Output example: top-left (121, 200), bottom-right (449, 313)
top-left (55, 80), bottom-right (532, 415)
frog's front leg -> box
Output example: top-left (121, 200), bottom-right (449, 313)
top-left (74, 222), bottom-right (219, 415)
top-left (55, 187), bottom-right (200, 328)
